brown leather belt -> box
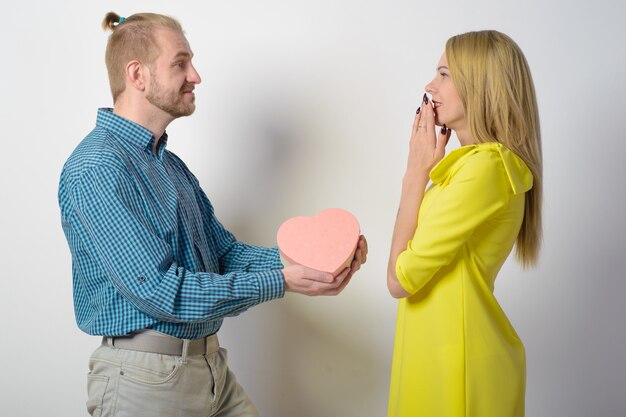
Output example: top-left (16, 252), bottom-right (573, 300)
top-left (102, 330), bottom-right (219, 356)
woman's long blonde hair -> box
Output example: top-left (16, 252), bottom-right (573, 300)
top-left (446, 30), bottom-right (542, 268)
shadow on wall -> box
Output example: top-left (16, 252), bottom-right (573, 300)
top-left (223, 295), bottom-right (386, 417)
top-left (212, 89), bottom-right (308, 245)
top-left (214, 89), bottom-right (389, 416)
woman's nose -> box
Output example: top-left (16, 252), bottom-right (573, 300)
top-left (425, 79), bottom-right (435, 94)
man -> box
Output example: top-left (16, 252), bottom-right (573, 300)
top-left (59, 12), bottom-right (367, 417)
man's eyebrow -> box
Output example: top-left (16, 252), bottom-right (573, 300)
top-left (172, 51), bottom-right (193, 60)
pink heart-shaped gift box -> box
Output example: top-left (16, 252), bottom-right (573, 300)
top-left (276, 208), bottom-right (360, 276)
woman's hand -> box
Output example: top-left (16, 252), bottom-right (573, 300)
top-left (405, 94), bottom-right (451, 181)
top-left (387, 95), bottom-right (452, 299)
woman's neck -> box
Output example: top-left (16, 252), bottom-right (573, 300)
top-left (453, 125), bottom-right (474, 146)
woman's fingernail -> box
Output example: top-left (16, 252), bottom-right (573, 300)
top-left (423, 93), bottom-right (429, 103)
top-left (441, 125), bottom-right (447, 134)
top-left (416, 107), bottom-right (421, 114)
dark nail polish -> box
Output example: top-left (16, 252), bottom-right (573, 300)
top-left (423, 93), bottom-right (429, 103)
top-left (441, 124), bottom-right (447, 134)
top-left (416, 107), bottom-right (421, 114)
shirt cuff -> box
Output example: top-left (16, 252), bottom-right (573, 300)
top-left (256, 269), bottom-right (285, 303)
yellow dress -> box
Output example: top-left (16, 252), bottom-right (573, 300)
top-left (388, 142), bottom-right (533, 417)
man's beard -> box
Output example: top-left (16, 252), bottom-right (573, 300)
top-left (146, 75), bottom-right (195, 118)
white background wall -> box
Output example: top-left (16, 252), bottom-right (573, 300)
top-left (1, 0), bottom-right (624, 416)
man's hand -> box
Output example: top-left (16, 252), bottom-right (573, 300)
top-left (348, 235), bottom-right (368, 277)
top-left (282, 264), bottom-right (352, 296)
top-left (281, 235), bottom-right (368, 296)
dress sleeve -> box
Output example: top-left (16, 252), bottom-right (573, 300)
top-left (69, 164), bottom-right (284, 323)
top-left (395, 151), bottom-right (512, 295)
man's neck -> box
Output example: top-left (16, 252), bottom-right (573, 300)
top-left (113, 100), bottom-right (173, 150)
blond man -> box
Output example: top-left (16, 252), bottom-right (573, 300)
top-left (59, 12), bottom-right (367, 417)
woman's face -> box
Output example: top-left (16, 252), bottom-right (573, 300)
top-left (425, 53), bottom-right (466, 131)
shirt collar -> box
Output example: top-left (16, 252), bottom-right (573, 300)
top-left (96, 108), bottom-right (169, 158)
top-left (430, 142), bottom-right (533, 195)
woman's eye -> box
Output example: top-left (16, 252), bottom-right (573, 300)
top-left (440, 72), bottom-right (448, 77)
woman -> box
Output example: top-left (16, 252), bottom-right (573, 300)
top-left (387, 31), bottom-right (542, 417)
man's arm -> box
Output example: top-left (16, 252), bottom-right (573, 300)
top-left (67, 164), bottom-right (284, 323)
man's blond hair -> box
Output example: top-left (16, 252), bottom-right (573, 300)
top-left (102, 12), bottom-right (183, 102)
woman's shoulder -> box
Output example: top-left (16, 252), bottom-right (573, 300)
top-left (430, 142), bottom-right (533, 195)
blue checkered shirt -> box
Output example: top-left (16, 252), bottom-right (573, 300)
top-left (59, 108), bottom-right (285, 339)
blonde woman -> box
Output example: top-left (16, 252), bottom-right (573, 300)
top-left (387, 31), bottom-right (542, 417)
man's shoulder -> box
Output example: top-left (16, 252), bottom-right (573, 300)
top-left (60, 127), bottom-right (130, 188)
top-left (67, 127), bottom-right (127, 169)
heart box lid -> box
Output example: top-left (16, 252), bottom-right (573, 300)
top-left (277, 208), bottom-right (360, 276)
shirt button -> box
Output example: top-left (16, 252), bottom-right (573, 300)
top-left (138, 276), bottom-right (146, 282)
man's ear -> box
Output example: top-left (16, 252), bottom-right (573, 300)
top-left (124, 60), bottom-right (147, 92)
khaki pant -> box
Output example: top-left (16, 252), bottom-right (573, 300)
top-left (86, 342), bottom-right (258, 417)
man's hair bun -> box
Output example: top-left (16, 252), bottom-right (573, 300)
top-left (102, 11), bottom-right (122, 32)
